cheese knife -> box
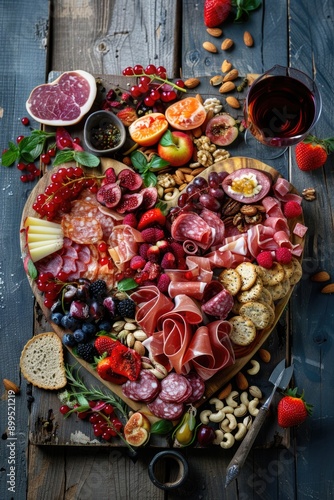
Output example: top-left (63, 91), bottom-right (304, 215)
top-left (225, 359), bottom-right (294, 487)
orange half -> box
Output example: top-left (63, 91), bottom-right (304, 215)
top-left (128, 113), bottom-right (169, 146)
top-left (165, 97), bottom-right (207, 130)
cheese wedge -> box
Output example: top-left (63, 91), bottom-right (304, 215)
top-left (28, 239), bottom-right (64, 249)
top-left (24, 216), bottom-right (61, 229)
top-left (29, 241), bottom-right (64, 262)
top-left (27, 232), bottom-right (63, 243)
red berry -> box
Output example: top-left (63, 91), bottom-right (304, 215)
top-left (156, 273), bottom-right (171, 293)
top-left (59, 136), bottom-right (72, 148)
top-left (98, 241), bottom-right (108, 253)
top-left (257, 251), bottom-right (274, 269)
top-left (283, 201), bottom-right (303, 219)
top-left (20, 174), bottom-right (29, 183)
top-left (275, 247), bottom-right (292, 264)
top-left (17, 162), bottom-right (26, 171)
top-left (21, 116), bottom-right (30, 126)
top-left (47, 147), bottom-right (56, 157)
top-left (17, 135), bottom-right (25, 143)
top-left (59, 405), bottom-right (71, 415)
top-left (41, 153), bottom-right (51, 165)
top-left (130, 255), bottom-right (146, 270)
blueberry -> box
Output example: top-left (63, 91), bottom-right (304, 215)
top-left (81, 322), bottom-right (97, 337)
top-left (62, 333), bottom-right (77, 347)
top-left (73, 329), bottom-right (90, 343)
top-left (97, 320), bottom-right (112, 332)
top-left (51, 312), bottom-right (64, 326)
top-left (61, 314), bottom-right (81, 331)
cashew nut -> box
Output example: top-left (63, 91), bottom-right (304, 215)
top-left (243, 415), bottom-right (252, 429)
top-left (240, 391), bottom-right (250, 407)
top-left (222, 405), bottom-right (235, 414)
top-left (235, 423), bottom-right (247, 441)
top-left (209, 409), bottom-right (226, 423)
top-left (234, 403), bottom-right (248, 418)
top-left (247, 359), bottom-right (260, 375)
top-left (248, 397), bottom-right (260, 416)
top-left (225, 390), bottom-right (239, 408)
top-left (220, 418), bottom-right (231, 433)
top-left (220, 432), bottom-right (235, 449)
top-left (164, 187), bottom-right (179, 201)
top-left (226, 413), bottom-right (237, 431)
top-left (209, 397), bottom-right (225, 410)
top-left (200, 410), bottom-right (212, 425)
top-left (249, 385), bottom-right (263, 399)
top-left (213, 429), bottom-right (225, 445)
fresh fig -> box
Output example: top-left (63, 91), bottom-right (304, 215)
top-left (96, 182), bottom-right (122, 208)
top-left (222, 168), bottom-right (272, 203)
top-left (205, 113), bottom-right (238, 146)
top-left (140, 187), bottom-right (158, 209)
top-left (102, 167), bottom-right (117, 185)
top-left (116, 193), bottom-right (143, 214)
top-left (117, 168), bottom-right (143, 191)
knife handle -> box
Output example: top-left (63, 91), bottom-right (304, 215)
top-left (227, 406), bottom-right (268, 470)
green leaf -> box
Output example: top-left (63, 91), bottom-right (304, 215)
top-left (1, 142), bottom-right (19, 167)
top-left (53, 150), bottom-right (75, 166)
top-left (76, 394), bottom-right (89, 407)
top-left (159, 130), bottom-right (175, 147)
top-left (151, 419), bottom-right (174, 435)
top-left (117, 278), bottom-right (138, 292)
top-left (73, 151), bottom-right (100, 167)
top-left (148, 155), bottom-right (170, 171)
top-left (27, 259), bottom-right (38, 280)
top-left (130, 150), bottom-right (148, 173)
top-left (21, 143), bottom-right (44, 163)
top-left (142, 170), bottom-right (157, 187)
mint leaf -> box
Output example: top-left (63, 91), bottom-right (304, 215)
top-left (130, 150), bottom-right (148, 172)
top-left (151, 419), bottom-right (174, 435)
top-left (117, 278), bottom-right (138, 292)
top-left (159, 130), bottom-right (175, 147)
top-left (148, 154), bottom-right (169, 171)
top-left (27, 259), bottom-right (38, 280)
top-left (143, 171), bottom-right (157, 187)
top-left (73, 151), bottom-right (100, 167)
top-left (1, 142), bottom-right (19, 167)
top-left (53, 150), bottom-right (75, 166)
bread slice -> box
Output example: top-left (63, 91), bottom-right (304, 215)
top-left (20, 332), bottom-right (67, 390)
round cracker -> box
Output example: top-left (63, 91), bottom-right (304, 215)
top-left (239, 301), bottom-right (273, 330)
top-left (256, 262), bottom-right (285, 286)
top-left (218, 268), bottom-right (242, 296)
top-left (281, 260), bottom-right (295, 280)
top-left (257, 287), bottom-right (274, 307)
top-left (237, 276), bottom-right (263, 303)
top-left (235, 262), bottom-right (257, 291)
top-left (289, 257), bottom-right (303, 285)
top-left (265, 282), bottom-right (284, 301)
top-left (229, 316), bottom-right (257, 346)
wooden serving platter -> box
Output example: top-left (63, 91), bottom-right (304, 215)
top-left (20, 155), bottom-right (304, 423)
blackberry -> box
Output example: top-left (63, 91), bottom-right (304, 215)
top-left (76, 343), bottom-right (98, 363)
top-left (117, 298), bottom-right (136, 319)
top-left (89, 279), bottom-right (107, 298)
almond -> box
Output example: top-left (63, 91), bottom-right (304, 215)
top-left (206, 27), bottom-right (223, 37)
top-left (3, 378), bottom-right (20, 394)
top-left (223, 69), bottom-right (239, 82)
top-left (217, 382), bottom-right (232, 400)
top-left (184, 78), bottom-right (200, 89)
top-left (321, 283), bottom-right (334, 294)
top-left (258, 349), bottom-right (271, 363)
top-left (243, 31), bottom-right (254, 47)
top-left (210, 75), bottom-right (223, 86)
top-left (219, 81), bottom-right (236, 93)
top-left (203, 41), bottom-right (218, 53)
top-left (221, 38), bottom-right (234, 50)
top-left (235, 372), bottom-right (249, 391)
top-left (195, 93), bottom-right (204, 104)
top-left (311, 271), bottom-right (331, 282)
top-left (222, 59), bottom-right (232, 73)
top-left (226, 96), bottom-right (240, 109)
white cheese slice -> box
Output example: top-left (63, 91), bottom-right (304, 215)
top-left (28, 239), bottom-right (63, 249)
top-left (24, 216), bottom-right (61, 229)
top-left (27, 232), bottom-right (64, 243)
top-left (29, 241), bottom-right (64, 262)
top-left (27, 225), bottom-right (63, 235)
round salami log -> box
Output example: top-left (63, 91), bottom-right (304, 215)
top-left (184, 372), bottom-right (205, 403)
top-left (147, 396), bottom-right (184, 421)
top-left (122, 370), bottom-right (161, 403)
top-left (159, 373), bottom-right (193, 403)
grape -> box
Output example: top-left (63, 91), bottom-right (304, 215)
top-left (208, 171), bottom-right (220, 188)
top-left (193, 176), bottom-right (208, 189)
top-left (177, 193), bottom-right (189, 208)
top-left (199, 193), bottom-right (221, 211)
top-left (217, 171), bottom-right (229, 184)
top-left (186, 184), bottom-right (200, 201)
top-left (208, 187), bottom-right (225, 200)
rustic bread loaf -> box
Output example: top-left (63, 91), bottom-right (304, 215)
top-left (20, 332), bottom-right (67, 389)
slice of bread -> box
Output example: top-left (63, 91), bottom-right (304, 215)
top-left (20, 332), bottom-right (67, 390)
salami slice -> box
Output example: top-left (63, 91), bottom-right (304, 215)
top-left (61, 215), bottom-right (103, 244)
top-left (147, 396), bottom-right (184, 421)
top-left (122, 370), bottom-right (161, 403)
top-left (184, 372), bottom-right (205, 403)
top-left (171, 213), bottom-right (213, 250)
top-left (159, 373), bottom-right (193, 403)
top-left (202, 288), bottom-right (234, 319)
top-left (35, 253), bottom-right (63, 276)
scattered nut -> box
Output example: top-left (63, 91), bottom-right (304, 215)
top-left (235, 372), bottom-right (249, 391)
top-left (220, 432), bottom-right (235, 449)
top-left (247, 359), bottom-right (260, 375)
top-left (311, 271), bottom-right (331, 282)
top-left (321, 284), bottom-right (334, 294)
top-left (206, 27), bottom-right (223, 37)
top-left (226, 96), bottom-right (240, 109)
top-left (221, 38), bottom-right (234, 50)
top-left (209, 397), bottom-right (225, 410)
top-left (133, 340), bottom-right (145, 356)
top-left (133, 330), bottom-right (147, 341)
top-left (222, 59), bottom-right (232, 73)
top-left (225, 390), bottom-right (239, 408)
top-left (184, 78), bottom-right (200, 89)
top-left (209, 408), bottom-right (226, 423)
top-left (203, 41), bottom-right (218, 53)
top-left (210, 75), bottom-right (223, 86)
top-left (248, 398), bottom-right (260, 416)
top-left (3, 379), bottom-right (20, 394)
top-left (213, 429), bottom-right (225, 445)
top-left (219, 81), bottom-right (236, 93)
top-left (200, 409), bottom-right (212, 424)
top-left (249, 386), bottom-right (263, 399)
top-left (223, 69), bottom-right (239, 82)
top-left (234, 403), bottom-right (248, 417)
top-left (243, 31), bottom-right (254, 47)
top-left (258, 348), bottom-right (271, 363)
top-left (217, 382), bottom-right (232, 400)
top-left (302, 187), bottom-right (316, 201)
top-left (235, 423), bottom-right (247, 440)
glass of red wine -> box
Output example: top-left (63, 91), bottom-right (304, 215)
top-left (243, 65), bottom-right (322, 159)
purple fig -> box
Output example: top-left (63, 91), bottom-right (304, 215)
top-left (117, 169), bottom-right (143, 191)
top-left (140, 187), bottom-right (158, 209)
top-left (116, 193), bottom-right (143, 214)
top-left (102, 296), bottom-right (117, 316)
top-left (69, 300), bottom-right (90, 319)
top-left (96, 182), bottom-right (122, 208)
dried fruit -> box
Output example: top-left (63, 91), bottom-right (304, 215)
top-left (210, 75), bottom-right (223, 86)
top-left (222, 59), bottom-right (232, 73)
top-left (311, 271), bottom-right (331, 282)
top-left (226, 96), bottom-right (240, 109)
top-left (223, 69), bottom-right (239, 82)
top-left (219, 81), bottom-right (236, 93)
top-left (206, 27), bottom-right (223, 37)
top-left (203, 41), bottom-right (218, 53)
top-left (221, 38), bottom-right (234, 50)
top-left (321, 283), bottom-right (334, 294)
top-left (3, 379), bottom-right (20, 393)
top-left (243, 31), bottom-right (254, 47)
top-left (184, 78), bottom-right (201, 89)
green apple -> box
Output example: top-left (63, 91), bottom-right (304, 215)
top-left (158, 130), bottom-right (194, 167)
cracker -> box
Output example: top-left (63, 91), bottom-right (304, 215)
top-left (256, 262), bottom-right (285, 286)
top-left (235, 262), bottom-right (257, 291)
top-left (281, 260), bottom-right (295, 280)
top-left (231, 299), bottom-right (242, 315)
top-left (229, 316), bottom-right (257, 346)
top-left (218, 268), bottom-right (242, 296)
top-left (237, 276), bottom-right (263, 303)
top-left (239, 301), bottom-right (273, 330)
top-left (265, 282), bottom-right (284, 301)
top-left (289, 257), bottom-right (303, 285)
top-left (257, 287), bottom-right (274, 307)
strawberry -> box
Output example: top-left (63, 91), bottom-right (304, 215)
top-left (295, 135), bottom-right (334, 171)
top-left (130, 255), bottom-right (146, 270)
top-left (94, 336), bottom-right (118, 357)
top-left (277, 388), bottom-right (313, 428)
top-left (96, 357), bottom-right (127, 385)
top-left (137, 208), bottom-right (166, 231)
top-left (204, 0), bottom-right (231, 27)
top-left (122, 213), bottom-right (138, 228)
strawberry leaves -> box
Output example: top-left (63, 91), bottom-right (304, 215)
top-left (232, 0), bottom-right (261, 21)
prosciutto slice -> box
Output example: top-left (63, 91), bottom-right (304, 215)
top-left (108, 225), bottom-right (144, 270)
top-left (131, 286), bottom-right (173, 336)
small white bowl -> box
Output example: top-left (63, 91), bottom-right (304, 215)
top-left (83, 110), bottom-right (126, 155)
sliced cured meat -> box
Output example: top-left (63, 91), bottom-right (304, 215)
top-left (82, 255), bottom-right (99, 281)
top-left (96, 263), bottom-right (115, 290)
top-left (168, 281), bottom-right (207, 300)
top-left (35, 253), bottom-right (63, 276)
top-left (247, 225), bottom-right (278, 258)
top-left (171, 212), bottom-right (213, 250)
top-left (26, 70), bottom-right (97, 126)
top-left (159, 373), bottom-right (193, 403)
top-left (62, 245), bottom-right (79, 260)
top-left (206, 234), bottom-right (250, 268)
top-left (184, 372), bottom-right (205, 403)
top-left (200, 208), bottom-right (226, 247)
top-left (70, 199), bottom-right (99, 218)
top-left (122, 370), bottom-right (161, 403)
top-left (108, 225), bottom-right (144, 270)
top-left (62, 255), bottom-right (77, 274)
top-left (147, 396), bottom-right (184, 421)
top-left (61, 215), bottom-right (103, 244)
top-left (131, 286), bottom-right (173, 336)
top-left (202, 288), bottom-right (234, 319)
top-left (293, 222), bottom-right (308, 238)
top-left (95, 211), bottom-right (115, 239)
top-left (77, 245), bottom-right (92, 264)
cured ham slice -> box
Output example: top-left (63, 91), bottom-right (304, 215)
top-left (200, 208), bottom-right (225, 247)
top-left (108, 225), bottom-right (144, 270)
top-left (171, 212), bottom-right (213, 250)
top-left (131, 286), bottom-right (173, 336)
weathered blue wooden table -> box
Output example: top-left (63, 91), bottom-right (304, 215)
top-left (1, 1), bottom-right (333, 498)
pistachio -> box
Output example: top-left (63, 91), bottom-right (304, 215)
top-left (133, 330), bottom-right (147, 341)
top-left (203, 41), bottom-right (218, 53)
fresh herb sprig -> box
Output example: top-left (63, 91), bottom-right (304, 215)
top-left (130, 150), bottom-right (169, 187)
top-left (1, 129), bottom-right (56, 167)
top-left (53, 149), bottom-right (100, 168)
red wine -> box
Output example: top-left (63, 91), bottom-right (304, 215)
top-left (246, 75), bottom-right (316, 147)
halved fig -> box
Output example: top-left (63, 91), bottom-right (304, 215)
top-left (222, 168), bottom-right (272, 203)
top-left (205, 113), bottom-right (238, 146)
top-left (140, 187), bottom-right (158, 209)
top-left (96, 182), bottom-right (122, 208)
top-left (117, 169), bottom-right (143, 191)
top-left (124, 412), bottom-right (151, 447)
top-left (102, 167), bottom-right (117, 185)
top-left (116, 193), bottom-right (143, 213)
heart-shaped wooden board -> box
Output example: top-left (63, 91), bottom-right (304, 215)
top-left (20, 156), bottom-right (304, 421)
